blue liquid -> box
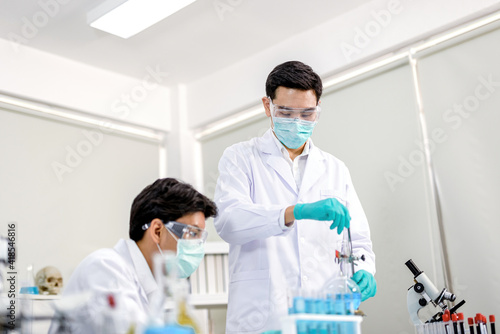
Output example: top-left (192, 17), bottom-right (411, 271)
top-left (293, 296), bottom-right (306, 314)
top-left (19, 286), bottom-right (39, 294)
top-left (352, 292), bottom-right (361, 310)
top-left (318, 322), bottom-right (328, 334)
top-left (144, 324), bottom-right (195, 334)
top-left (297, 321), bottom-right (308, 334)
top-left (314, 298), bottom-right (326, 314)
top-left (304, 297), bottom-right (316, 314)
top-left (307, 320), bottom-right (318, 334)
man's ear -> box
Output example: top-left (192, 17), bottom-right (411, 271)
top-left (146, 218), bottom-right (164, 244)
top-left (262, 96), bottom-right (272, 118)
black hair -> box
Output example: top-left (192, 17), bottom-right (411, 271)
top-left (129, 178), bottom-right (217, 242)
top-left (265, 61), bottom-right (323, 102)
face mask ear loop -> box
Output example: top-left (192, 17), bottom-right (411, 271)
top-left (156, 243), bottom-right (164, 257)
top-left (157, 224), bottom-right (179, 256)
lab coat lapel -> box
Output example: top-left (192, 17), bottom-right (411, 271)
top-left (299, 141), bottom-right (326, 197)
top-left (258, 130), bottom-right (299, 195)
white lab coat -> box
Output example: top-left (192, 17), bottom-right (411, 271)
top-left (214, 129), bottom-right (375, 334)
top-left (48, 239), bottom-right (157, 334)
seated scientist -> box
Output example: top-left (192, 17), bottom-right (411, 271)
top-left (49, 178), bottom-right (217, 334)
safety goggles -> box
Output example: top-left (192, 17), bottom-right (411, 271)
top-left (142, 220), bottom-right (208, 242)
top-left (268, 98), bottom-right (320, 122)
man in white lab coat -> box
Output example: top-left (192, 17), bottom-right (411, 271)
top-left (49, 178), bottom-right (217, 334)
top-left (214, 61), bottom-right (376, 333)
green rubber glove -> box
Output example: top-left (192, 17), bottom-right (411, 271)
top-left (352, 270), bottom-right (377, 301)
top-left (293, 198), bottom-right (351, 234)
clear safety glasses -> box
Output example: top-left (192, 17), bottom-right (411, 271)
top-left (268, 98), bottom-right (320, 123)
top-left (142, 221), bottom-right (208, 242)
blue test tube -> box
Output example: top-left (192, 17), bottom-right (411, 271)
top-left (297, 320), bottom-right (308, 334)
top-left (305, 296), bottom-right (316, 314)
top-left (316, 298), bottom-right (326, 314)
top-left (318, 321), bottom-right (328, 334)
top-left (307, 320), bottom-right (319, 334)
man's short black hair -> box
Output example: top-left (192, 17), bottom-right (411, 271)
top-left (129, 178), bottom-right (217, 241)
top-left (265, 61), bottom-right (323, 102)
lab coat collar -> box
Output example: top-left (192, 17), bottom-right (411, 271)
top-left (299, 143), bottom-right (327, 197)
top-left (258, 129), bottom-right (327, 197)
top-left (270, 129), bottom-right (311, 159)
top-left (258, 129), bottom-right (299, 194)
top-left (117, 239), bottom-right (158, 302)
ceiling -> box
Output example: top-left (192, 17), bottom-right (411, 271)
top-left (0, 0), bottom-right (374, 85)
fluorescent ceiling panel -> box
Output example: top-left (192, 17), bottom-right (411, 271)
top-left (89, 0), bottom-right (197, 39)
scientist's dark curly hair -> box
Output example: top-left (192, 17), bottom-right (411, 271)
top-left (129, 178), bottom-right (217, 241)
top-left (265, 60), bottom-right (323, 102)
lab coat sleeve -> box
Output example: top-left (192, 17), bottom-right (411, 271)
top-left (214, 145), bottom-right (288, 245)
top-left (53, 252), bottom-right (148, 334)
top-left (345, 168), bottom-right (376, 276)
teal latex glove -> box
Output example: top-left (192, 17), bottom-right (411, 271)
top-left (352, 270), bottom-right (377, 302)
top-left (293, 198), bottom-right (351, 234)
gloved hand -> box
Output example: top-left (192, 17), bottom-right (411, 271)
top-left (352, 270), bottom-right (377, 302)
top-left (293, 198), bottom-right (351, 234)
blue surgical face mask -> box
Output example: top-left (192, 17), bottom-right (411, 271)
top-left (176, 239), bottom-right (205, 278)
top-left (272, 117), bottom-right (316, 149)
top-left (157, 240), bottom-right (205, 278)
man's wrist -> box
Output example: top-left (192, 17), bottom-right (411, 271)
top-left (285, 206), bottom-right (295, 226)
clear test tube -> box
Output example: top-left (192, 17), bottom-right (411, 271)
top-left (287, 287), bottom-right (295, 314)
top-left (435, 322), bottom-right (441, 334)
top-left (426, 321), bottom-right (435, 334)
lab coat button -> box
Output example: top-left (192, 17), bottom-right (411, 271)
top-left (303, 275), bottom-right (308, 281)
top-left (300, 237), bottom-right (305, 244)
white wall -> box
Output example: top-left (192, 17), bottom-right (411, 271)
top-left (186, 0), bottom-right (500, 129)
top-left (0, 38), bottom-right (171, 132)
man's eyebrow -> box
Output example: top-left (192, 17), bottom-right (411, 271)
top-left (276, 105), bottom-right (316, 111)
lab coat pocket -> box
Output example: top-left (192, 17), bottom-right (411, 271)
top-left (320, 189), bottom-right (347, 205)
top-left (320, 189), bottom-right (347, 230)
top-left (226, 269), bottom-right (270, 333)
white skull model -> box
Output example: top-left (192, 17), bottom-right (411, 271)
top-left (35, 266), bottom-right (63, 295)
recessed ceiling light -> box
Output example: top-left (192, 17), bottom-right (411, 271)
top-left (88, 0), bottom-right (197, 39)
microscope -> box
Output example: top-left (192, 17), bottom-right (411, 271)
top-left (405, 259), bottom-right (465, 324)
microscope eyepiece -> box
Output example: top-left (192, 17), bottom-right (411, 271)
top-left (406, 259), bottom-right (423, 277)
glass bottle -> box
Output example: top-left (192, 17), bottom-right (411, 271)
top-left (322, 239), bottom-right (361, 315)
top-left (175, 279), bottom-right (200, 334)
top-left (144, 251), bottom-right (199, 334)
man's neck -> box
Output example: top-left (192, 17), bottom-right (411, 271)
top-left (136, 239), bottom-right (154, 273)
top-left (286, 145), bottom-right (305, 161)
